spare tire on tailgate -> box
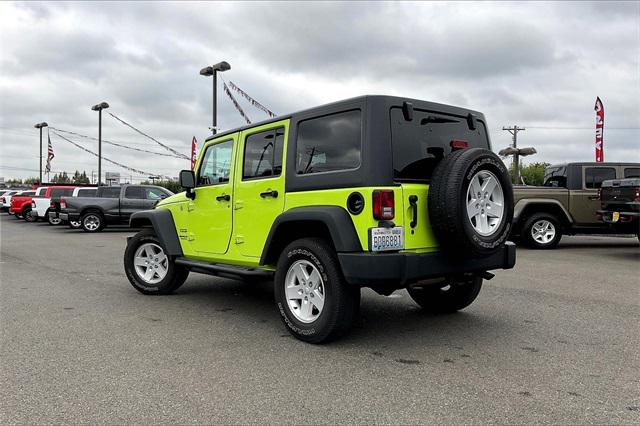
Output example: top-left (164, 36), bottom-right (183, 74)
top-left (428, 148), bottom-right (513, 257)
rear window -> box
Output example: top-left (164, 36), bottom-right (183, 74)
top-left (125, 186), bottom-right (145, 199)
top-left (50, 188), bottom-right (74, 198)
top-left (585, 167), bottom-right (616, 189)
top-left (77, 188), bottom-right (97, 197)
top-left (100, 187), bottom-right (121, 198)
top-left (390, 108), bottom-right (489, 181)
top-left (296, 110), bottom-right (361, 175)
top-left (544, 166), bottom-right (567, 187)
top-left (624, 168), bottom-right (640, 178)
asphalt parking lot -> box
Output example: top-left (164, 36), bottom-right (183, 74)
top-left (1, 213), bottom-right (638, 424)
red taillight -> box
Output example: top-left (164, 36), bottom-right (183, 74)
top-left (372, 190), bottom-right (395, 220)
top-left (50, 201), bottom-right (55, 208)
top-left (450, 139), bottom-right (469, 150)
top-left (60, 197), bottom-right (66, 209)
top-left (0, 197), bottom-right (4, 203)
top-left (634, 187), bottom-right (640, 202)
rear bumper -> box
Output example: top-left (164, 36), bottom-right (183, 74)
top-left (60, 212), bottom-right (80, 221)
top-left (48, 211), bottom-right (59, 219)
top-left (338, 242), bottom-right (516, 287)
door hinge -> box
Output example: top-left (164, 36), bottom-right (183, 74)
top-left (235, 235), bottom-right (244, 244)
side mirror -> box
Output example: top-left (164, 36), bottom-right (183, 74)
top-left (179, 170), bottom-right (196, 199)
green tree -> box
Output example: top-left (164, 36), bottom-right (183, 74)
top-left (24, 177), bottom-right (39, 185)
top-left (52, 172), bottom-right (71, 183)
top-left (509, 161), bottom-right (549, 186)
top-left (6, 178), bottom-right (23, 185)
top-left (72, 170), bottom-right (90, 184)
top-left (141, 179), bottom-right (181, 194)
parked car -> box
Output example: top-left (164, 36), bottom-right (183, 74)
top-left (48, 187), bottom-right (97, 227)
top-left (60, 184), bottom-right (173, 232)
top-left (598, 178), bottom-right (640, 240)
top-left (123, 95), bottom-right (517, 343)
top-left (512, 162), bottom-right (640, 248)
top-left (10, 187), bottom-right (44, 221)
top-left (31, 186), bottom-right (79, 224)
top-left (0, 190), bottom-right (20, 213)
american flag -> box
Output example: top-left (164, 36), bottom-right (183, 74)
top-left (45, 132), bottom-right (55, 173)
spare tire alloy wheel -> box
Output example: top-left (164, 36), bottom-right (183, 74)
top-left (83, 213), bottom-right (102, 232)
top-left (466, 170), bottom-right (504, 237)
top-left (428, 148), bottom-right (514, 257)
top-left (134, 243), bottom-right (168, 285)
top-left (531, 219), bottom-right (555, 245)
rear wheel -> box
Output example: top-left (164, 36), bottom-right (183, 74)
top-left (407, 276), bottom-right (483, 313)
top-left (274, 238), bottom-right (359, 343)
top-left (81, 211), bottom-right (104, 233)
top-left (124, 229), bottom-right (189, 295)
top-left (23, 208), bottom-right (37, 222)
top-left (48, 213), bottom-right (62, 225)
top-left (521, 213), bottom-right (562, 249)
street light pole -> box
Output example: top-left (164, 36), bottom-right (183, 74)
top-left (91, 102), bottom-right (109, 186)
top-left (34, 122), bottom-right (48, 184)
top-left (200, 61), bottom-right (231, 135)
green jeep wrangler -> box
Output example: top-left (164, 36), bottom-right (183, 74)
top-left (123, 96), bottom-right (516, 343)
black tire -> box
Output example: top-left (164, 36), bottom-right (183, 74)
top-left (68, 220), bottom-right (82, 229)
top-left (274, 238), bottom-right (360, 344)
top-left (521, 213), bottom-right (563, 249)
top-left (428, 148), bottom-right (513, 257)
top-left (23, 208), bottom-right (37, 222)
top-left (124, 229), bottom-right (189, 295)
top-left (407, 276), bottom-right (483, 313)
top-left (81, 211), bottom-right (105, 233)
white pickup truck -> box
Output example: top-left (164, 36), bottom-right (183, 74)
top-left (32, 187), bottom-right (77, 224)
top-left (1, 190), bottom-right (20, 213)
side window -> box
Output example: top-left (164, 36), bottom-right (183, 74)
top-left (35, 187), bottom-right (46, 196)
top-left (77, 189), bottom-right (97, 197)
top-left (243, 127), bottom-right (284, 180)
top-left (101, 187), bottom-right (121, 198)
top-left (584, 167), bottom-right (616, 189)
top-left (624, 168), bottom-right (640, 178)
top-left (145, 187), bottom-right (168, 200)
top-left (125, 186), bottom-right (145, 199)
top-left (296, 110), bottom-right (361, 175)
top-left (51, 188), bottom-right (74, 197)
top-left (197, 140), bottom-right (233, 186)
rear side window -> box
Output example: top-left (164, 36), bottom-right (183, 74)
top-left (77, 189), bottom-right (97, 197)
top-left (125, 186), bottom-right (145, 199)
top-left (145, 187), bottom-right (169, 200)
top-left (243, 127), bottom-right (284, 179)
top-left (544, 166), bottom-right (567, 187)
top-left (296, 110), bottom-right (361, 175)
top-left (390, 108), bottom-right (489, 181)
top-left (584, 167), bottom-right (616, 189)
top-left (624, 168), bottom-right (640, 178)
top-left (100, 187), bottom-right (121, 198)
top-left (198, 140), bottom-right (233, 185)
top-left (35, 187), bottom-right (46, 196)
top-left (50, 188), bottom-right (74, 198)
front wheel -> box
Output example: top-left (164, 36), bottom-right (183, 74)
top-left (521, 213), bottom-right (563, 249)
top-left (124, 229), bottom-right (189, 295)
top-left (407, 276), bottom-right (483, 313)
top-left (274, 238), bottom-right (360, 343)
top-left (81, 211), bottom-right (104, 233)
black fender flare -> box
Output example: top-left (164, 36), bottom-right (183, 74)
top-left (129, 209), bottom-right (183, 256)
top-left (259, 206), bottom-right (362, 266)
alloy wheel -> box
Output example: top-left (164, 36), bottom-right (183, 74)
top-left (133, 243), bottom-right (168, 284)
top-left (284, 260), bottom-right (325, 323)
top-left (531, 219), bottom-right (556, 245)
top-left (83, 214), bottom-right (101, 231)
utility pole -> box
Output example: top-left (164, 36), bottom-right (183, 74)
top-left (502, 125), bottom-right (525, 184)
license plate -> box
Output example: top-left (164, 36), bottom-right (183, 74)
top-left (612, 211), bottom-right (620, 222)
top-left (370, 227), bottom-right (404, 252)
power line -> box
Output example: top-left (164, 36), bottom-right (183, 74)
top-left (51, 131), bottom-right (173, 179)
top-left (107, 112), bottom-right (190, 159)
top-left (50, 127), bottom-right (183, 158)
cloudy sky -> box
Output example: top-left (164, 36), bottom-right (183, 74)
top-left (1, 1), bottom-right (638, 182)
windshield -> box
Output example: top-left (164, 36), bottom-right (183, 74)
top-left (543, 166), bottom-right (567, 187)
top-left (390, 107), bottom-right (490, 181)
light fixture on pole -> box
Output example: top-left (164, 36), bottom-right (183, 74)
top-left (91, 102), bottom-right (109, 186)
top-left (33, 122), bottom-right (48, 184)
top-left (200, 61), bottom-right (230, 134)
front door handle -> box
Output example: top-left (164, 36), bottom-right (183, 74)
top-left (216, 194), bottom-right (231, 202)
top-left (260, 190), bottom-right (278, 198)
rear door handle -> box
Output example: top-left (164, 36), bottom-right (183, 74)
top-left (409, 195), bottom-right (418, 228)
top-left (260, 190), bottom-right (278, 198)
top-left (216, 194), bottom-right (230, 202)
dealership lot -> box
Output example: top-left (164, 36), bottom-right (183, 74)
top-left (1, 214), bottom-right (638, 424)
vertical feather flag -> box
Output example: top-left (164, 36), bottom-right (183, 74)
top-left (45, 130), bottom-right (55, 173)
top-left (594, 97), bottom-right (605, 162)
top-left (191, 136), bottom-right (198, 170)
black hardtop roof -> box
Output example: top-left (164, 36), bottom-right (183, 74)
top-left (205, 95), bottom-right (486, 143)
